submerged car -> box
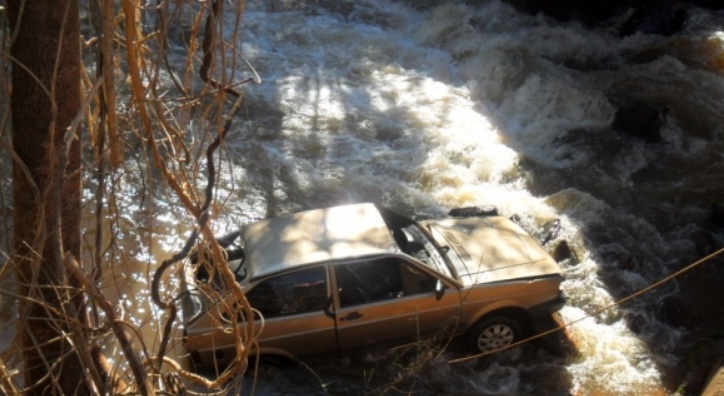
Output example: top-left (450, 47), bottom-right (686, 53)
top-left (180, 203), bottom-right (565, 370)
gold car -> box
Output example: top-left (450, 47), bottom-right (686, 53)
top-left (180, 203), bottom-right (565, 370)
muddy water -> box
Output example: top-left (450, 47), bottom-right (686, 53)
top-left (4, 0), bottom-right (721, 394)
top-left (184, 1), bottom-right (722, 394)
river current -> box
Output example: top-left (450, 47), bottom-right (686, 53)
top-left (158, 0), bottom-right (723, 392)
top-left (159, 0), bottom-right (724, 394)
top-left (5, 0), bottom-right (722, 394)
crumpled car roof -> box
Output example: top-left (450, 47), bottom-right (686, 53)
top-left (241, 203), bottom-right (399, 279)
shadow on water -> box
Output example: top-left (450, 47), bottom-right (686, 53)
top-left (208, 2), bottom-right (581, 395)
top-left (513, 59), bottom-right (724, 395)
top-left (183, 0), bottom-right (724, 394)
top-left (466, 12), bottom-right (724, 396)
top-left (230, 51), bottom-right (435, 210)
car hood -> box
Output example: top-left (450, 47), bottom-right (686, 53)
top-left (419, 216), bottom-right (562, 286)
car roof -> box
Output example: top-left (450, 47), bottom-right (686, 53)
top-left (241, 203), bottom-right (399, 279)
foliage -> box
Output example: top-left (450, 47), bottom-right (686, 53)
top-left (0, 0), bottom-right (260, 393)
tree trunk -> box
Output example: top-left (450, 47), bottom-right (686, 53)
top-left (6, 0), bottom-right (88, 394)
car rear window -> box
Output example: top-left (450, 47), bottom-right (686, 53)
top-left (246, 266), bottom-right (328, 319)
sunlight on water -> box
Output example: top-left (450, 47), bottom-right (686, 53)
top-left (59, 0), bottom-right (724, 393)
top-left (196, 1), bottom-right (702, 392)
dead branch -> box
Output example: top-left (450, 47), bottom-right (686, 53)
top-left (151, 92), bottom-right (256, 386)
top-left (64, 252), bottom-right (154, 396)
top-left (121, 0), bottom-right (201, 218)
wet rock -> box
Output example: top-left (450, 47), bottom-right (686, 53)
top-left (620, 4), bottom-right (688, 37)
top-left (552, 240), bottom-right (575, 263)
top-left (539, 219), bottom-right (562, 245)
top-left (448, 205), bottom-right (498, 218)
top-left (612, 100), bottom-right (668, 143)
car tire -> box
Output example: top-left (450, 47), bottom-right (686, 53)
top-left (467, 316), bottom-right (522, 354)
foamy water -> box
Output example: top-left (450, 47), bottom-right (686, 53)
top-left (180, 1), bottom-right (723, 393)
top-left (3, 0), bottom-right (717, 394)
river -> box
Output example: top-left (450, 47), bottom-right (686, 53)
top-left (5, 0), bottom-right (723, 394)
top-left (159, 0), bottom-right (724, 394)
top-left (157, 1), bottom-right (722, 394)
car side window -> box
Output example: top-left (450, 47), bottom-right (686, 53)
top-left (399, 262), bottom-right (437, 296)
top-left (336, 258), bottom-right (408, 308)
top-left (246, 266), bottom-right (328, 319)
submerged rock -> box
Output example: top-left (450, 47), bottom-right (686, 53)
top-left (552, 240), bottom-right (576, 264)
top-left (611, 100), bottom-right (668, 143)
top-left (539, 219), bottom-right (562, 245)
top-left (447, 205), bottom-right (498, 217)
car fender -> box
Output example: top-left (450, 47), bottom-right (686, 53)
top-left (461, 298), bottom-right (531, 332)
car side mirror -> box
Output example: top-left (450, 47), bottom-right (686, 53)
top-left (435, 279), bottom-right (445, 301)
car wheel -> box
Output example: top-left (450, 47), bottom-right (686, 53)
top-left (468, 316), bottom-right (522, 354)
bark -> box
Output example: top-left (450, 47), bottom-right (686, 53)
top-left (6, 0), bottom-right (88, 394)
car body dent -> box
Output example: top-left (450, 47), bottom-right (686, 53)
top-left (421, 217), bottom-right (561, 286)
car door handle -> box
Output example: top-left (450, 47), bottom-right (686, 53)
top-left (341, 311), bottom-right (363, 321)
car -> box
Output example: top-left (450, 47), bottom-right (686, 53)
top-left (179, 202), bottom-right (565, 371)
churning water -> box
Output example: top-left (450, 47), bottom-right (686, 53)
top-left (80, 0), bottom-right (724, 394)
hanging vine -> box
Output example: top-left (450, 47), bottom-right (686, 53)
top-left (1, 0), bottom-right (261, 393)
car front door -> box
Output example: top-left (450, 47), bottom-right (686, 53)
top-left (245, 265), bottom-right (337, 358)
top-left (333, 257), bottom-right (461, 351)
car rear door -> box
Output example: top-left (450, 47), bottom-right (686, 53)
top-left (332, 257), bottom-right (461, 351)
top-left (245, 265), bottom-right (337, 358)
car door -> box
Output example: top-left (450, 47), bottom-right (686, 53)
top-left (245, 265), bottom-right (337, 358)
top-left (333, 257), bottom-right (461, 351)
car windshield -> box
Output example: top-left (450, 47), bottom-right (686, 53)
top-left (398, 224), bottom-right (451, 277)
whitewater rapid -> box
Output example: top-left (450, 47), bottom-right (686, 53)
top-left (151, 0), bottom-right (724, 394)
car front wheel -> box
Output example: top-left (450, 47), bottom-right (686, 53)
top-left (467, 316), bottom-right (522, 354)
